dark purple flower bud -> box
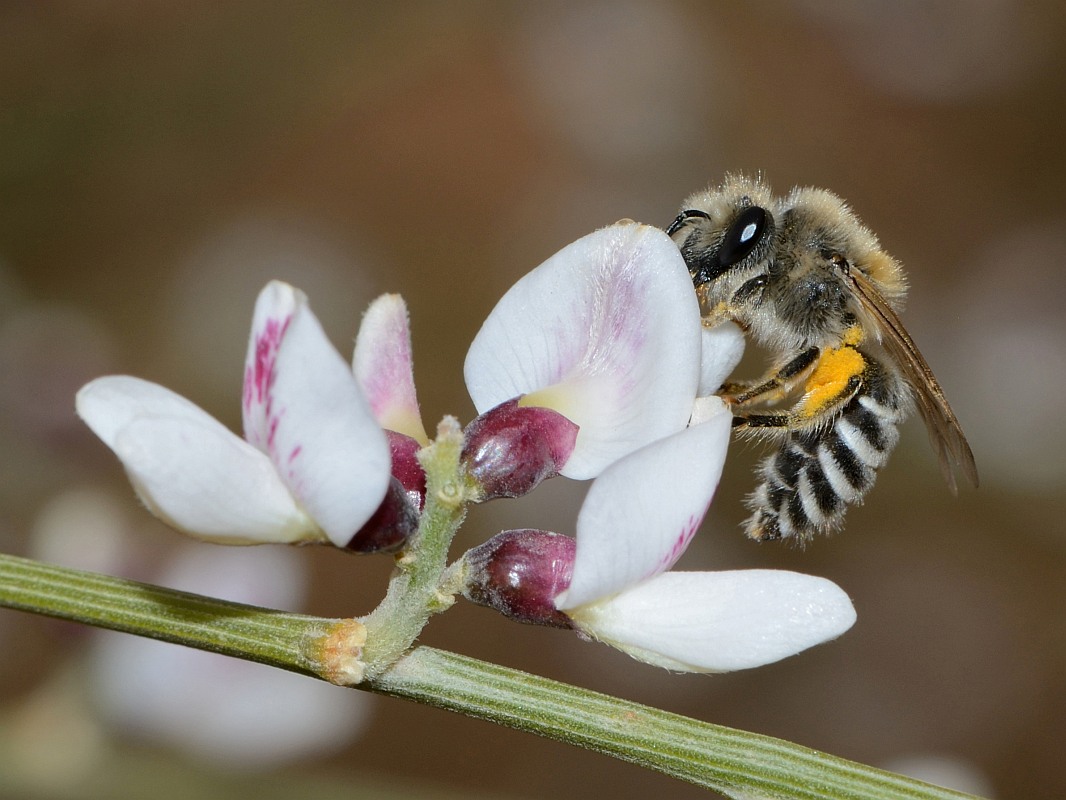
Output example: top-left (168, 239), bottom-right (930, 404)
top-left (387, 430), bottom-right (426, 512)
top-left (462, 529), bottom-right (575, 628)
top-left (344, 476), bottom-right (419, 553)
top-left (461, 398), bottom-right (578, 500)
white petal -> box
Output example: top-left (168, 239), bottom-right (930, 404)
top-left (352, 294), bottom-right (427, 444)
top-left (569, 570), bottom-right (857, 673)
top-left (243, 281), bottom-right (301, 450)
top-left (556, 405), bottom-right (731, 610)
top-left (115, 417), bottom-right (316, 544)
top-left (464, 222), bottom-right (702, 479)
top-left (698, 321), bottom-right (746, 397)
top-left (262, 296), bottom-right (391, 547)
top-left (77, 375), bottom-right (236, 448)
top-left (78, 375), bottom-right (315, 544)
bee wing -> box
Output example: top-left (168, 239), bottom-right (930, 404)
top-left (846, 268), bottom-right (979, 493)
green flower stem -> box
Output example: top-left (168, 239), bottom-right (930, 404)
top-left (0, 552), bottom-right (982, 800)
top-left (357, 417), bottom-right (476, 679)
top-left (374, 647), bottom-right (979, 800)
top-left (0, 553), bottom-right (328, 675)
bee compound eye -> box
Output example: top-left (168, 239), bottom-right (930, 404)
top-left (718, 206), bottom-right (769, 267)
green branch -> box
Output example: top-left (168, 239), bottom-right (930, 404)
top-left (0, 553), bottom-right (982, 800)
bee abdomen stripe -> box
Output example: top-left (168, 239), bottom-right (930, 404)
top-left (795, 471), bottom-right (828, 529)
top-left (836, 417), bottom-right (887, 469)
top-left (805, 459), bottom-right (842, 517)
top-left (786, 490), bottom-right (810, 531)
top-left (828, 430), bottom-right (872, 489)
top-left (858, 393), bottom-right (904, 423)
top-left (772, 508), bottom-right (795, 539)
top-left (767, 481), bottom-right (791, 514)
top-left (817, 442), bottom-right (867, 503)
top-left (746, 481), bottom-right (795, 540)
top-left (773, 445), bottom-right (806, 488)
top-left (847, 402), bottom-right (889, 450)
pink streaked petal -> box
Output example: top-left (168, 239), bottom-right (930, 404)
top-left (555, 404), bottom-right (731, 611)
top-left (243, 281), bottom-right (302, 450)
top-left (568, 570), bottom-right (856, 673)
top-left (113, 417), bottom-right (318, 544)
top-left (353, 294), bottom-right (427, 445)
top-left (265, 301), bottom-right (391, 548)
top-left (464, 223), bottom-right (702, 480)
top-left (698, 321), bottom-right (746, 397)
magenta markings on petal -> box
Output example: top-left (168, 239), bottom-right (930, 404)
top-left (250, 292), bottom-right (391, 547)
top-left (243, 315), bottom-right (291, 445)
top-left (652, 513), bottom-right (703, 577)
top-left (242, 282), bottom-right (303, 453)
top-left (462, 529), bottom-right (575, 628)
top-left (460, 398), bottom-right (579, 500)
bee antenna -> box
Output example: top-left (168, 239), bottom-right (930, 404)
top-left (666, 209), bottom-right (710, 237)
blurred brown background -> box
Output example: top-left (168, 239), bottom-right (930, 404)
top-left (1, 2), bottom-right (1064, 798)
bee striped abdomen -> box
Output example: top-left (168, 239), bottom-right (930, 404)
top-left (744, 363), bottom-right (907, 542)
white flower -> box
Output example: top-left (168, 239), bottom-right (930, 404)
top-left (555, 397), bottom-right (857, 672)
top-left (459, 220), bottom-right (846, 671)
top-left (76, 281), bottom-right (392, 547)
top-left (464, 221), bottom-right (745, 480)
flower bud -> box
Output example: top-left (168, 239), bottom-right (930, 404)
top-left (343, 431), bottom-right (425, 553)
top-left (461, 529), bottom-right (575, 628)
top-left (344, 477), bottom-right (418, 553)
top-left (387, 430), bottom-right (426, 512)
top-left (460, 398), bottom-right (578, 500)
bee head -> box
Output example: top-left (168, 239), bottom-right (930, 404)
top-left (667, 175), bottom-right (776, 289)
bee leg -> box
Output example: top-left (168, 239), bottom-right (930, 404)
top-left (732, 412), bottom-right (793, 430)
top-left (721, 347), bottom-right (820, 407)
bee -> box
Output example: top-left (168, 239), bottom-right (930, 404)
top-left (667, 174), bottom-right (977, 542)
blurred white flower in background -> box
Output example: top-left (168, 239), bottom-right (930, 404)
top-left (87, 544), bottom-right (372, 768)
top-left (883, 754), bottom-right (996, 798)
top-left (30, 488), bottom-right (137, 578)
top-left (18, 489), bottom-right (370, 775)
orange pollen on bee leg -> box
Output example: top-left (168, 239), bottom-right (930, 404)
top-left (841, 325), bottom-right (864, 347)
top-left (799, 345), bottom-right (866, 418)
